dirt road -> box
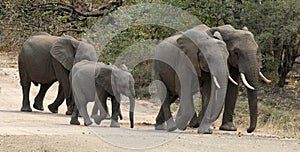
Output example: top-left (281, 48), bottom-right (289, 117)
top-left (0, 57), bottom-right (299, 151)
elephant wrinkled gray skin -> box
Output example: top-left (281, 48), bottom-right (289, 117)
top-left (70, 60), bottom-right (135, 128)
top-left (192, 24), bottom-right (271, 133)
top-left (18, 32), bottom-right (98, 114)
top-left (153, 29), bottom-right (230, 133)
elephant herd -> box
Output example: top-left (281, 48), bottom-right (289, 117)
top-left (18, 24), bottom-right (271, 134)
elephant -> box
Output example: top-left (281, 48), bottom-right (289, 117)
top-left (18, 32), bottom-right (98, 114)
top-left (191, 24), bottom-right (271, 133)
top-left (70, 60), bottom-right (135, 128)
top-left (153, 29), bottom-right (233, 133)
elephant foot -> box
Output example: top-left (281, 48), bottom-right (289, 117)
top-left (198, 128), bottom-right (213, 134)
top-left (21, 105), bottom-right (32, 112)
top-left (48, 104), bottom-right (58, 113)
top-left (93, 115), bottom-right (106, 125)
top-left (155, 123), bottom-right (166, 130)
top-left (189, 121), bottom-right (200, 128)
top-left (219, 122), bottom-right (237, 131)
top-left (189, 113), bottom-right (200, 128)
top-left (84, 120), bottom-right (93, 126)
top-left (167, 126), bottom-right (177, 132)
top-left (65, 105), bottom-right (74, 115)
top-left (65, 110), bottom-right (73, 115)
top-left (33, 102), bottom-right (44, 111)
top-left (110, 120), bottom-right (120, 128)
top-left (70, 117), bottom-right (80, 125)
top-left (166, 118), bottom-right (177, 132)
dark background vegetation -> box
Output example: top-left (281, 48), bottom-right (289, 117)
top-left (0, 0), bottom-right (299, 138)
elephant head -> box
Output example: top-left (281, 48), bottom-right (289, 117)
top-left (95, 64), bottom-right (135, 128)
top-left (50, 37), bottom-right (98, 71)
top-left (208, 25), bottom-right (271, 133)
top-left (174, 29), bottom-right (230, 131)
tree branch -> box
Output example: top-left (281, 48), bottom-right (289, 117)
top-left (31, 0), bottom-right (122, 17)
top-left (58, 29), bottom-right (85, 34)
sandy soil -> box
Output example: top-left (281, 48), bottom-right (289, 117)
top-left (0, 53), bottom-right (299, 152)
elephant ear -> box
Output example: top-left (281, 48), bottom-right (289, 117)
top-left (213, 31), bottom-right (223, 41)
top-left (180, 29), bottom-right (228, 73)
top-left (95, 64), bottom-right (114, 95)
top-left (177, 33), bottom-right (203, 76)
top-left (209, 25), bottom-right (238, 51)
top-left (209, 25), bottom-right (236, 41)
top-left (74, 41), bottom-right (98, 64)
top-left (50, 37), bottom-right (79, 71)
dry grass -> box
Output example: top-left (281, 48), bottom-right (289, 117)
top-left (233, 76), bottom-right (300, 139)
top-left (192, 72), bottom-right (300, 139)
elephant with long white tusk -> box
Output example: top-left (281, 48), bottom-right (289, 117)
top-left (153, 29), bottom-right (230, 134)
top-left (192, 24), bottom-right (273, 133)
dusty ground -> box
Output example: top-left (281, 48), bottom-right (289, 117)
top-left (0, 53), bottom-right (299, 152)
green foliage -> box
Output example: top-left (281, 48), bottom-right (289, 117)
top-left (1, 0), bottom-right (299, 94)
top-left (234, 0), bottom-right (300, 87)
top-left (1, 0), bottom-right (299, 139)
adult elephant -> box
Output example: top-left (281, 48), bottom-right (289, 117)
top-left (18, 32), bottom-right (98, 114)
top-left (191, 25), bottom-right (271, 133)
top-left (153, 29), bottom-right (233, 133)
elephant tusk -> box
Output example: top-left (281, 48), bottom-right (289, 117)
top-left (228, 76), bottom-right (238, 85)
top-left (213, 76), bottom-right (221, 89)
top-left (259, 72), bottom-right (272, 84)
top-left (240, 73), bottom-right (255, 90)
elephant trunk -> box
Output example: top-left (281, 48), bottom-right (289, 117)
top-left (240, 57), bottom-right (259, 133)
top-left (246, 88), bottom-right (258, 133)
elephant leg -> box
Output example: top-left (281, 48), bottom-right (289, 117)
top-left (197, 80), bottom-right (213, 134)
top-left (65, 92), bottom-right (74, 115)
top-left (220, 68), bottom-right (239, 131)
top-left (110, 97), bottom-right (120, 128)
top-left (48, 84), bottom-right (65, 113)
top-left (155, 93), bottom-right (177, 131)
top-left (20, 79), bottom-right (32, 112)
top-left (33, 83), bottom-right (52, 111)
top-left (154, 89), bottom-right (168, 130)
top-left (19, 62), bottom-right (32, 112)
top-left (53, 61), bottom-right (73, 115)
top-left (174, 79), bottom-right (196, 131)
top-left (77, 101), bottom-right (92, 126)
top-left (93, 94), bottom-right (109, 125)
top-left (189, 112), bottom-right (199, 128)
top-left (70, 105), bottom-right (80, 125)
top-left (91, 102), bottom-right (99, 119)
top-left (165, 95), bottom-right (178, 131)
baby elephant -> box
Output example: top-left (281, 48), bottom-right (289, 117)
top-left (70, 60), bottom-right (135, 128)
